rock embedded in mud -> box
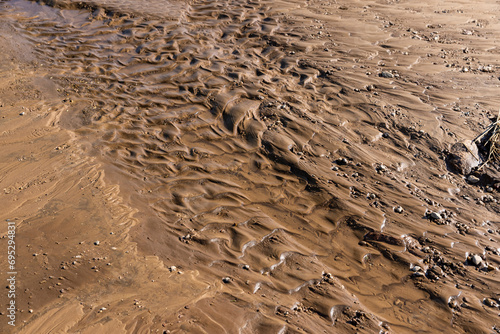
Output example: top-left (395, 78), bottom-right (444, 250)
top-left (448, 299), bottom-right (458, 309)
top-left (336, 157), bottom-right (348, 165)
top-left (411, 265), bottom-right (422, 272)
top-left (376, 164), bottom-right (387, 173)
top-left (379, 71), bottom-right (394, 78)
top-left (222, 277), bottom-right (231, 283)
top-left (467, 175), bottom-right (480, 184)
top-left (429, 212), bottom-right (442, 220)
top-left (394, 205), bottom-right (404, 213)
top-left (468, 254), bottom-right (483, 266)
top-left (446, 141), bottom-right (480, 175)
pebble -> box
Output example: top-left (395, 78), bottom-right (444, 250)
top-left (94, 241), bottom-right (100, 246)
top-left (469, 254), bottom-right (482, 266)
top-left (411, 265), bottom-right (421, 272)
top-left (448, 299), bottom-right (458, 309)
top-left (169, 266), bottom-right (177, 272)
top-left (336, 158), bottom-right (348, 165)
top-left (467, 175), bottom-right (480, 184)
top-left (429, 212), bottom-right (442, 220)
top-left (242, 264), bottom-right (250, 270)
top-left (394, 206), bottom-right (404, 213)
top-left (222, 277), bottom-right (231, 283)
top-left (379, 71), bottom-right (394, 78)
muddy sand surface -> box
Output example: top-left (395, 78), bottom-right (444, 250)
top-left (0, 0), bottom-right (499, 333)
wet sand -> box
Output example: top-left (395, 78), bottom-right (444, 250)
top-left (0, 0), bottom-right (499, 333)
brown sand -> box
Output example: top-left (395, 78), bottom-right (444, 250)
top-left (0, 0), bottom-right (499, 333)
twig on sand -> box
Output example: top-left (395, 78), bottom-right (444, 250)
top-left (474, 109), bottom-right (500, 168)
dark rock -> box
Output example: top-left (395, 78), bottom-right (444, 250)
top-left (446, 140), bottom-right (480, 175)
top-left (481, 165), bottom-right (500, 185)
top-left (429, 212), bottom-right (442, 220)
top-left (467, 175), bottom-right (480, 184)
top-left (379, 71), bottom-right (394, 78)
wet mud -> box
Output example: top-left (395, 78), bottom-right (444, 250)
top-left (0, 0), bottom-right (499, 333)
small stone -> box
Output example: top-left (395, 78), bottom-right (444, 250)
top-left (448, 300), bottom-right (458, 309)
top-left (394, 206), bottom-right (404, 213)
top-left (242, 265), bottom-right (250, 270)
top-left (28, 309), bottom-right (33, 313)
top-left (429, 212), bottom-right (442, 220)
top-left (336, 158), bottom-right (348, 165)
top-left (94, 241), bottom-right (100, 246)
top-left (412, 271), bottom-right (424, 277)
top-left (379, 71), bottom-right (394, 78)
top-left (411, 265), bottom-right (422, 272)
top-left (469, 254), bottom-right (482, 266)
top-left (169, 266), bottom-right (177, 272)
top-left (222, 277), bottom-right (231, 283)
top-left (446, 141), bottom-right (480, 175)
top-left (467, 175), bottom-right (480, 184)
top-left (20, 112), bottom-right (25, 116)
